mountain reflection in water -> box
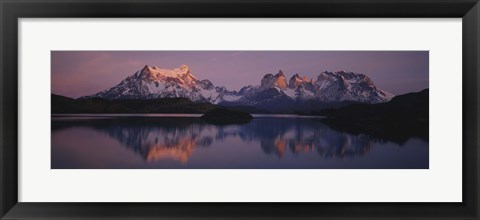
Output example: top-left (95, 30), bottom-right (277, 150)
top-left (51, 116), bottom-right (428, 169)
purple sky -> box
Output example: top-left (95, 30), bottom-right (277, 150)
top-left (51, 51), bottom-right (428, 98)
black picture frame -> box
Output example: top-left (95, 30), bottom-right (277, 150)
top-left (1, 0), bottom-right (479, 219)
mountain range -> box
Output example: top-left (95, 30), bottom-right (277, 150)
top-left (81, 64), bottom-right (394, 112)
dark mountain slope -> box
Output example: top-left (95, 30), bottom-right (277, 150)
top-left (52, 94), bottom-right (217, 114)
top-left (322, 89), bottom-right (429, 143)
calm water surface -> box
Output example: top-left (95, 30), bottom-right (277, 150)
top-left (51, 114), bottom-right (428, 169)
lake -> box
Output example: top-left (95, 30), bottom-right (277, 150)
top-left (51, 114), bottom-right (428, 169)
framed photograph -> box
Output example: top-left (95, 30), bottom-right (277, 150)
top-left (1, 0), bottom-right (479, 219)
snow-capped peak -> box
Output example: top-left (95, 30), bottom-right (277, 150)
top-left (235, 69), bottom-right (394, 108)
top-left (288, 73), bottom-right (312, 89)
top-left (260, 70), bottom-right (288, 90)
top-left (140, 64), bottom-right (192, 79)
top-left (314, 70), bottom-right (394, 103)
top-left (178, 64), bottom-right (191, 73)
top-left (276, 69), bottom-right (285, 78)
top-left (85, 64), bottom-right (238, 103)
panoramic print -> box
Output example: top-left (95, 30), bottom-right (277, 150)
top-left (51, 51), bottom-right (429, 169)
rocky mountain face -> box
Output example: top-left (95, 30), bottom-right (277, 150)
top-left (223, 69), bottom-right (394, 111)
top-left (84, 65), bottom-right (394, 112)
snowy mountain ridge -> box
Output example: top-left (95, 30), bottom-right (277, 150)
top-left (85, 64), bottom-right (238, 104)
top-left (84, 65), bottom-right (395, 109)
